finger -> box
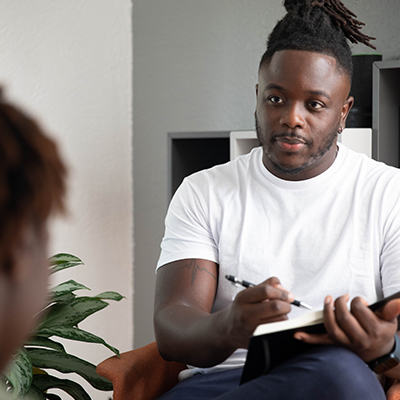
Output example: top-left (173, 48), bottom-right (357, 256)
top-left (333, 295), bottom-right (369, 343)
top-left (378, 299), bottom-right (400, 322)
top-left (267, 276), bottom-right (282, 287)
top-left (349, 297), bottom-right (378, 332)
top-left (323, 295), bottom-right (339, 333)
top-left (353, 297), bottom-right (400, 323)
top-left (323, 295), bottom-right (353, 345)
top-left (294, 332), bottom-right (334, 345)
top-left (260, 299), bottom-right (292, 321)
top-left (259, 313), bottom-right (289, 324)
top-left (350, 297), bottom-right (399, 335)
top-left (238, 280), bottom-right (294, 304)
top-left (263, 276), bottom-right (294, 300)
top-left (265, 276), bottom-right (295, 302)
top-left (244, 299), bottom-right (292, 323)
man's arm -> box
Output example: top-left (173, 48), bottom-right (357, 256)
top-left (154, 258), bottom-right (295, 368)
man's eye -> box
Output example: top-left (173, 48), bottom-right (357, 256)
top-left (268, 96), bottom-right (283, 104)
top-left (309, 101), bottom-right (324, 109)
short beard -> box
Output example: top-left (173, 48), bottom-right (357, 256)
top-left (255, 115), bottom-right (339, 177)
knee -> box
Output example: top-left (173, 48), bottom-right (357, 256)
top-left (303, 346), bottom-right (385, 399)
top-left (311, 346), bottom-right (365, 378)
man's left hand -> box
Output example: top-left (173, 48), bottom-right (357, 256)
top-left (294, 295), bottom-right (400, 363)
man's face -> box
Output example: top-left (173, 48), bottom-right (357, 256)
top-left (255, 50), bottom-right (353, 181)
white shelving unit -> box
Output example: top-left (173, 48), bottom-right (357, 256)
top-left (338, 128), bottom-right (372, 158)
top-left (230, 131), bottom-right (260, 160)
top-left (373, 60), bottom-right (400, 168)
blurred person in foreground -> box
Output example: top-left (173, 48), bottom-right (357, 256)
top-left (0, 89), bottom-right (66, 398)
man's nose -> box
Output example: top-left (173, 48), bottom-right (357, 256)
top-left (279, 103), bottom-right (305, 129)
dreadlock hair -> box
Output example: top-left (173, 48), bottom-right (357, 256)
top-left (0, 88), bottom-right (67, 271)
top-left (260, 0), bottom-right (376, 82)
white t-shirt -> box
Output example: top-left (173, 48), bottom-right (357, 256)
top-left (157, 143), bottom-right (400, 377)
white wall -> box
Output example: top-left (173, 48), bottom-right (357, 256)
top-left (0, 1), bottom-right (133, 399)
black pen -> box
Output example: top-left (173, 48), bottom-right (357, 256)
top-left (225, 275), bottom-right (313, 310)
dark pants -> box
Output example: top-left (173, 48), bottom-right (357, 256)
top-left (157, 346), bottom-right (386, 400)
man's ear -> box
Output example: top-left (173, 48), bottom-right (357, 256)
top-left (340, 96), bottom-right (354, 130)
top-left (255, 83), bottom-right (259, 97)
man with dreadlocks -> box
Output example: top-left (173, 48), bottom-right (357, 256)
top-left (153, 1), bottom-right (400, 399)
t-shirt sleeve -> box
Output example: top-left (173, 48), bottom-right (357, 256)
top-left (156, 177), bottom-right (218, 270)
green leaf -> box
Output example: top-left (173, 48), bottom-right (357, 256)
top-left (50, 280), bottom-right (90, 297)
top-left (23, 384), bottom-right (46, 400)
top-left (36, 327), bottom-right (119, 356)
top-left (32, 374), bottom-right (92, 400)
top-left (25, 337), bottom-right (66, 353)
top-left (94, 291), bottom-right (125, 301)
top-left (50, 292), bottom-right (76, 304)
top-left (27, 348), bottom-right (112, 391)
top-left (45, 394), bottom-right (62, 400)
top-left (2, 348), bottom-right (32, 396)
top-left (38, 297), bottom-right (108, 330)
top-left (48, 254), bottom-right (83, 266)
top-left (50, 262), bottom-right (83, 275)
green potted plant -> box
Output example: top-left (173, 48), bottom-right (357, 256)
top-left (1, 253), bottom-right (124, 400)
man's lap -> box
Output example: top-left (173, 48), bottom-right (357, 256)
top-left (156, 346), bottom-right (386, 400)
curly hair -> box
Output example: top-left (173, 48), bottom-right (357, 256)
top-left (0, 89), bottom-right (66, 270)
top-left (260, 0), bottom-right (376, 81)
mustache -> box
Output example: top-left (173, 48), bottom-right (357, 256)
top-left (272, 132), bottom-right (312, 146)
top-left (254, 115), bottom-right (312, 147)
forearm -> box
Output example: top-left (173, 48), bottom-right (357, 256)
top-left (154, 303), bottom-right (236, 368)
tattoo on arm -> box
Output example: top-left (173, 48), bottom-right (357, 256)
top-left (179, 259), bottom-right (217, 285)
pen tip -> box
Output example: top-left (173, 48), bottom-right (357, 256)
top-left (301, 303), bottom-right (313, 310)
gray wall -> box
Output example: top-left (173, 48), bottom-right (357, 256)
top-left (133, 0), bottom-right (400, 348)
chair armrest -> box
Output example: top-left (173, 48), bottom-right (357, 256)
top-left (96, 341), bottom-right (186, 400)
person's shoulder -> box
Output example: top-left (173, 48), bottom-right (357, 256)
top-left (341, 146), bottom-right (400, 207)
top-left (174, 147), bottom-right (260, 204)
top-left (342, 145), bottom-right (400, 180)
top-left (185, 147), bottom-right (260, 184)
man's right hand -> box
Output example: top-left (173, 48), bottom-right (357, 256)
top-left (154, 259), bottom-right (294, 367)
top-left (223, 276), bottom-right (295, 350)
